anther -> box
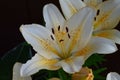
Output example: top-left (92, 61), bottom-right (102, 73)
top-left (94, 17), bottom-right (96, 21)
top-left (58, 25), bottom-right (60, 31)
top-left (50, 35), bottom-right (54, 40)
top-left (59, 39), bottom-right (64, 42)
top-left (68, 33), bottom-right (71, 39)
top-left (97, 9), bottom-right (100, 16)
top-left (66, 27), bottom-right (69, 32)
top-left (51, 28), bottom-right (55, 34)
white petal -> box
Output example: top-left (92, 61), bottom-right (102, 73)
top-left (75, 37), bottom-right (117, 60)
top-left (94, 0), bottom-right (120, 30)
top-left (57, 56), bottom-right (84, 73)
top-left (43, 4), bottom-right (65, 30)
top-left (65, 7), bottom-right (95, 53)
top-left (107, 72), bottom-right (120, 80)
top-left (59, 0), bottom-right (85, 19)
top-left (84, 0), bottom-right (102, 7)
top-left (20, 24), bottom-right (60, 59)
top-left (94, 29), bottom-right (120, 44)
top-left (88, 37), bottom-right (117, 54)
top-left (13, 62), bottom-right (32, 80)
top-left (21, 54), bottom-right (60, 77)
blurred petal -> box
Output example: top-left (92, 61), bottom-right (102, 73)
top-left (13, 62), bottom-right (32, 80)
top-left (49, 78), bottom-right (60, 80)
top-left (72, 67), bottom-right (94, 80)
top-left (107, 72), bottom-right (120, 80)
top-left (94, 0), bottom-right (120, 30)
top-left (21, 54), bottom-right (60, 76)
top-left (75, 37), bottom-right (117, 60)
top-left (20, 24), bottom-right (60, 59)
top-left (59, 0), bottom-right (85, 19)
top-left (57, 56), bottom-right (84, 73)
top-left (43, 4), bottom-right (65, 29)
top-left (94, 29), bottom-right (120, 44)
top-left (65, 7), bottom-right (95, 53)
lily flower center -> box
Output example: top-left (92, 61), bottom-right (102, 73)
top-left (50, 25), bottom-right (71, 59)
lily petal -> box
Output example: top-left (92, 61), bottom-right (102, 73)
top-left (65, 7), bottom-right (95, 53)
top-left (75, 37), bottom-right (117, 60)
top-left (57, 56), bottom-right (84, 74)
top-left (59, 0), bottom-right (85, 19)
top-left (107, 72), bottom-right (120, 80)
top-left (20, 24), bottom-right (60, 59)
top-left (83, 0), bottom-right (102, 8)
top-left (21, 54), bottom-right (60, 76)
top-left (43, 4), bottom-right (65, 30)
top-left (13, 62), bottom-right (32, 80)
top-left (94, 0), bottom-right (120, 30)
top-left (94, 29), bottom-right (120, 44)
top-left (87, 37), bottom-right (117, 54)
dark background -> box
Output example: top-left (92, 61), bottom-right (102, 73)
top-left (0, 0), bottom-right (120, 75)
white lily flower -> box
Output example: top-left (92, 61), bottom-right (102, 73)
top-left (106, 72), bottom-right (120, 80)
top-left (12, 62), bottom-right (32, 80)
top-left (59, 0), bottom-right (120, 44)
top-left (20, 4), bottom-right (117, 76)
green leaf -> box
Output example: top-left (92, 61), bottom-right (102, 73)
top-left (32, 70), bottom-right (49, 80)
top-left (84, 54), bottom-right (106, 68)
top-left (0, 42), bottom-right (32, 80)
top-left (93, 68), bottom-right (107, 80)
top-left (58, 68), bottom-right (71, 80)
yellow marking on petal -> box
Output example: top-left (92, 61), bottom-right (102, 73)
top-left (29, 32), bottom-right (60, 57)
top-left (38, 39), bottom-right (60, 55)
top-left (94, 31), bottom-right (110, 38)
top-left (75, 45), bottom-right (91, 56)
top-left (38, 57), bottom-right (60, 70)
top-left (94, 8), bottom-right (114, 29)
top-left (94, 13), bottom-right (109, 29)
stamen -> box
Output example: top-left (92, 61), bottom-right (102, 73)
top-left (102, 0), bottom-right (106, 2)
top-left (94, 17), bottom-right (96, 21)
top-left (59, 39), bottom-right (64, 42)
top-left (66, 27), bottom-right (69, 32)
top-left (51, 28), bottom-right (55, 34)
top-left (50, 35), bottom-right (54, 40)
top-left (58, 25), bottom-right (60, 31)
top-left (68, 33), bottom-right (71, 39)
top-left (97, 10), bottom-right (100, 16)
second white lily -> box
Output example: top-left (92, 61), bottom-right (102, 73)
top-left (59, 0), bottom-right (120, 44)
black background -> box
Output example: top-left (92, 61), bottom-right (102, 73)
top-left (0, 0), bottom-right (120, 75)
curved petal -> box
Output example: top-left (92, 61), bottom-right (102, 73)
top-left (21, 54), bottom-right (60, 77)
top-left (20, 24), bottom-right (60, 59)
top-left (65, 7), bottom-right (95, 53)
top-left (57, 56), bottom-right (84, 73)
top-left (87, 37), bottom-right (117, 54)
top-left (94, 0), bottom-right (120, 30)
top-left (43, 4), bottom-right (65, 30)
top-left (83, 0), bottom-right (102, 8)
top-left (49, 78), bottom-right (60, 80)
top-left (107, 72), bottom-right (120, 80)
top-left (13, 62), bottom-right (32, 80)
top-left (59, 0), bottom-right (85, 19)
top-left (75, 37), bottom-right (117, 60)
top-left (94, 29), bottom-right (120, 44)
